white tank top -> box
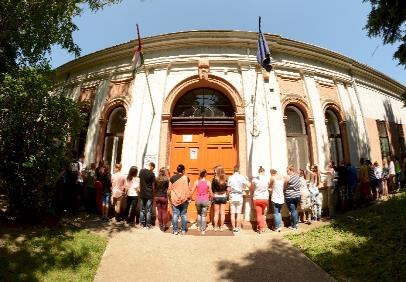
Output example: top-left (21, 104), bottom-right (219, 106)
top-left (271, 178), bottom-right (285, 204)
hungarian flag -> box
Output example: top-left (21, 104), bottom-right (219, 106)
top-left (132, 24), bottom-right (144, 74)
top-left (256, 17), bottom-right (272, 72)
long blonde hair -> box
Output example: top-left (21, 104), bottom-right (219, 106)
top-left (215, 165), bottom-right (226, 185)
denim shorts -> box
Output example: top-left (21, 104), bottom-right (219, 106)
top-left (213, 196), bottom-right (227, 204)
top-left (102, 193), bottom-right (111, 205)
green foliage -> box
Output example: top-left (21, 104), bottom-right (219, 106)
top-left (286, 191), bottom-right (406, 281)
top-left (0, 226), bottom-right (107, 281)
top-left (364, 0), bottom-right (406, 66)
top-left (0, 0), bottom-right (122, 74)
top-left (0, 68), bottom-right (84, 220)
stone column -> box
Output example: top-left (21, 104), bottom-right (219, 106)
top-left (303, 74), bottom-right (327, 167)
top-left (158, 113), bottom-right (171, 169)
top-left (236, 113), bottom-right (248, 176)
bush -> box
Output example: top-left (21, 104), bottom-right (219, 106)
top-left (0, 67), bottom-right (84, 221)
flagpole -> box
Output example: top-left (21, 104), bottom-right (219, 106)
top-left (251, 70), bottom-right (259, 137)
top-left (143, 65), bottom-right (156, 116)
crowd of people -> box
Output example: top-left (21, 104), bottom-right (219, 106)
top-left (60, 154), bottom-right (406, 235)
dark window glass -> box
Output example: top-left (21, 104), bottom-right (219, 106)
top-left (107, 107), bottom-right (126, 134)
top-left (325, 110), bottom-right (343, 165)
top-left (173, 88), bottom-right (234, 117)
top-left (285, 107), bottom-right (306, 135)
top-left (103, 107), bottom-right (125, 167)
top-left (285, 106), bottom-right (309, 170)
top-left (397, 124), bottom-right (405, 156)
top-left (376, 120), bottom-right (390, 158)
top-left (74, 109), bottom-right (90, 158)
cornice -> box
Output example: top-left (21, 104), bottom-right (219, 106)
top-left (55, 30), bottom-right (405, 95)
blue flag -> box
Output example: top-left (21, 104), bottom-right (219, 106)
top-left (256, 17), bottom-right (272, 72)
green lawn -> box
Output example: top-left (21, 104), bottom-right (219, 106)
top-left (286, 191), bottom-right (406, 281)
top-left (0, 225), bottom-right (107, 282)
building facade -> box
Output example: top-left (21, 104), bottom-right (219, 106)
top-left (56, 31), bottom-right (406, 220)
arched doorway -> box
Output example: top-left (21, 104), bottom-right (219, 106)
top-left (170, 87), bottom-right (237, 222)
top-left (284, 106), bottom-right (311, 171)
top-left (103, 106), bottom-right (126, 170)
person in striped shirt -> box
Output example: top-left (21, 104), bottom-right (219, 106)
top-left (284, 165), bottom-right (302, 230)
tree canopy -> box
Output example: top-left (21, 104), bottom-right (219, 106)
top-left (0, 0), bottom-right (121, 74)
top-left (364, 0), bottom-right (406, 67)
top-left (0, 0), bottom-right (122, 221)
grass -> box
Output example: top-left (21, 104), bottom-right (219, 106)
top-left (0, 224), bottom-right (107, 282)
top-left (285, 191), bottom-right (406, 281)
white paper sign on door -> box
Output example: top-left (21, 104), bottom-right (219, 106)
top-left (190, 148), bottom-right (198, 160)
top-left (183, 135), bottom-right (192, 142)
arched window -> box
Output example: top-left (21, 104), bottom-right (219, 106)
top-left (103, 107), bottom-right (126, 168)
top-left (173, 88), bottom-right (234, 117)
top-left (325, 109), bottom-right (343, 165)
top-left (285, 106), bottom-right (310, 171)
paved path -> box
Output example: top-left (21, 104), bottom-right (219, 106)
top-left (93, 222), bottom-right (334, 282)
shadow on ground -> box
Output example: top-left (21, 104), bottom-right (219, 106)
top-left (216, 237), bottom-right (332, 282)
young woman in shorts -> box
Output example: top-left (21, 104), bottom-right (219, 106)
top-left (211, 165), bottom-right (228, 231)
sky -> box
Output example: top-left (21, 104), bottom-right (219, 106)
top-left (51, 0), bottom-right (405, 85)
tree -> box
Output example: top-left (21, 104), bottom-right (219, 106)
top-left (364, 0), bottom-right (406, 67)
top-left (0, 0), bottom-right (121, 75)
top-left (0, 0), bottom-right (122, 220)
top-left (0, 68), bottom-right (85, 220)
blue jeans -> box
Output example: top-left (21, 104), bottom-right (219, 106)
top-left (286, 197), bottom-right (300, 228)
top-left (272, 202), bottom-right (283, 229)
top-left (140, 198), bottom-right (153, 227)
top-left (172, 201), bottom-right (189, 232)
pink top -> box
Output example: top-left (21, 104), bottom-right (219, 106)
top-left (111, 172), bottom-right (126, 198)
top-left (196, 180), bottom-right (209, 202)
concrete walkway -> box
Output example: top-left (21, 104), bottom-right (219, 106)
top-left (93, 222), bottom-right (334, 282)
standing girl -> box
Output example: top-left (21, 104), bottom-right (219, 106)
top-left (251, 166), bottom-right (270, 234)
top-left (192, 169), bottom-right (212, 235)
top-left (111, 163), bottom-right (126, 222)
top-left (269, 169), bottom-right (285, 232)
top-left (299, 169), bottom-right (312, 224)
top-left (211, 165), bottom-right (228, 232)
top-left (125, 166), bottom-right (140, 225)
top-left (96, 161), bottom-right (111, 219)
top-left (155, 167), bottom-right (170, 231)
top-left (284, 166), bottom-right (302, 230)
top-left (307, 164), bottom-right (322, 221)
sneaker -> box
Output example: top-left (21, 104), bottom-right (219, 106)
top-left (276, 227), bottom-right (281, 232)
top-left (201, 230), bottom-right (205, 235)
top-left (173, 230), bottom-right (179, 235)
top-left (214, 226), bottom-right (219, 232)
top-left (219, 226), bottom-right (224, 232)
top-left (288, 226), bottom-right (298, 230)
top-left (181, 230), bottom-right (186, 235)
